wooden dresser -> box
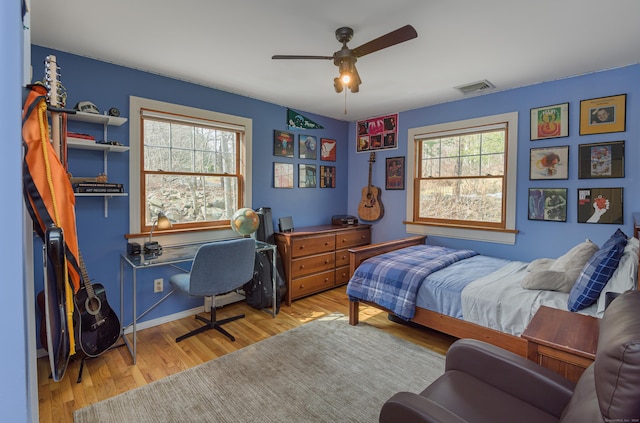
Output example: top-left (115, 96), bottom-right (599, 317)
top-left (275, 224), bottom-right (371, 305)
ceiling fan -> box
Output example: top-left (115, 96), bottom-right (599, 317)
top-left (272, 25), bottom-right (417, 94)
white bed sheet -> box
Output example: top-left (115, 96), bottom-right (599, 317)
top-left (461, 260), bottom-right (598, 336)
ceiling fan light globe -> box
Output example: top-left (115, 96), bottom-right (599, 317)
top-left (340, 73), bottom-right (351, 84)
top-left (333, 77), bottom-right (344, 93)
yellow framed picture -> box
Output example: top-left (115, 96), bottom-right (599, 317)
top-left (579, 94), bottom-right (626, 135)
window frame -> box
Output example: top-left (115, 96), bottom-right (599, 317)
top-left (128, 96), bottom-right (252, 244)
top-left (406, 112), bottom-right (518, 244)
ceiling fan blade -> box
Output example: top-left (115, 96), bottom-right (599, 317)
top-left (352, 25), bottom-right (418, 58)
top-left (272, 55), bottom-right (333, 60)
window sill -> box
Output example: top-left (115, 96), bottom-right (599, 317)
top-left (404, 221), bottom-right (518, 245)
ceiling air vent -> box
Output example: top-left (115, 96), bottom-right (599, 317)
top-left (454, 79), bottom-right (495, 95)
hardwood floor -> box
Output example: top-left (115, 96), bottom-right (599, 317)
top-left (37, 286), bottom-right (456, 423)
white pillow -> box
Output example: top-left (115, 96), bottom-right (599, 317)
top-left (596, 237), bottom-right (639, 314)
top-left (521, 240), bottom-right (599, 293)
top-left (521, 269), bottom-right (577, 292)
top-left (549, 240), bottom-right (599, 272)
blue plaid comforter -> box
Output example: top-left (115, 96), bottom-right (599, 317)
top-left (346, 245), bottom-right (478, 320)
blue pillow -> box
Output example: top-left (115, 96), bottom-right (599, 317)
top-left (567, 232), bottom-right (626, 312)
top-left (601, 228), bottom-right (627, 251)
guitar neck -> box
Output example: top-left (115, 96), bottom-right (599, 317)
top-left (45, 55), bottom-right (66, 164)
top-left (78, 252), bottom-right (96, 298)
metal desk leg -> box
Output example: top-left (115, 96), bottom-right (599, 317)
top-left (271, 246), bottom-right (276, 318)
top-left (132, 267), bottom-right (137, 364)
top-left (120, 257), bottom-right (134, 362)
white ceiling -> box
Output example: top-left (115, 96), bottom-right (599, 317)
top-left (29, 0), bottom-right (640, 122)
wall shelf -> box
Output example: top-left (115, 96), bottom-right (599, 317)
top-left (67, 111), bottom-right (127, 127)
top-left (67, 112), bottom-right (129, 217)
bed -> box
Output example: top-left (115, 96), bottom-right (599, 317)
top-left (347, 233), bottom-right (640, 356)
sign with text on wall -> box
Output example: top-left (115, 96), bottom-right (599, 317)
top-left (356, 113), bottom-right (398, 153)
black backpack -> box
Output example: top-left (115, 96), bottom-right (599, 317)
top-left (244, 207), bottom-right (287, 313)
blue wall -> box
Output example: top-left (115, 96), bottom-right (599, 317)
top-left (5, 1), bottom-right (31, 421)
top-left (347, 65), bottom-right (640, 262)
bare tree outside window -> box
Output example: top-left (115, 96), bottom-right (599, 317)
top-left (141, 115), bottom-right (242, 230)
top-left (415, 129), bottom-right (506, 227)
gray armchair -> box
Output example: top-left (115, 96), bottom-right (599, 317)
top-left (380, 290), bottom-right (640, 423)
top-left (169, 237), bottom-right (255, 343)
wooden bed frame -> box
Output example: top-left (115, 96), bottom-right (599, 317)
top-left (348, 235), bottom-right (640, 357)
top-left (348, 236), bottom-right (525, 357)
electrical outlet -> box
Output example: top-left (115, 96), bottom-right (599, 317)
top-left (154, 278), bottom-right (163, 293)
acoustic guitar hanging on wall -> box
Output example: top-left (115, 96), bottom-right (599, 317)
top-left (358, 152), bottom-right (384, 221)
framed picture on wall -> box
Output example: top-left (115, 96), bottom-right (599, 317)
top-left (530, 102), bottom-right (569, 140)
top-left (385, 156), bottom-right (405, 190)
top-left (299, 135), bottom-right (317, 159)
top-left (529, 145), bottom-right (569, 180)
top-left (298, 164), bottom-right (317, 188)
top-left (320, 138), bottom-right (337, 161)
top-left (579, 94), bottom-right (626, 135)
top-left (577, 187), bottom-right (623, 224)
top-left (320, 165), bottom-right (336, 188)
top-left (273, 162), bottom-right (293, 188)
top-left (528, 188), bottom-right (568, 222)
top-left (578, 141), bottom-right (625, 179)
top-left (273, 130), bottom-right (294, 157)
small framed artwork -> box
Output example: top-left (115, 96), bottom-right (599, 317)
top-left (578, 141), bottom-right (625, 179)
top-left (320, 165), bottom-right (336, 188)
top-left (530, 102), bottom-right (569, 140)
top-left (579, 94), bottom-right (626, 135)
top-left (577, 187), bottom-right (623, 224)
top-left (320, 138), bottom-right (337, 161)
top-left (298, 164), bottom-right (317, 188)
top-left (273, 130), bottom-right (294, 157)
top-left (529, 145), bottom-right (569, 180)
top-left (528, 188), bottom-right (568, 222)
top-left (299, 135), bottom-right (317, 159)
top-left (385, 156), bottom-right (405, 190)
top-left (273, 162), bottom-right (293, 188)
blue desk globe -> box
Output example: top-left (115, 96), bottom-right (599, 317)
top-left (230, 208), bottom-right (260, 236)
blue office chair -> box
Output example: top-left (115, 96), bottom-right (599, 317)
top-left (169, 237), bottom-right (256, 343)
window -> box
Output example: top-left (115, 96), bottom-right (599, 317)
top-left (129, 97), bottom-right (252, 241)
top-left (406, 112), bottom-right (518, 244)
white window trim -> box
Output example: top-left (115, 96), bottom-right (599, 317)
top-left (128, 96), bottom-right (252, 245)
top-left (405, 112), bottom-right (518, 245)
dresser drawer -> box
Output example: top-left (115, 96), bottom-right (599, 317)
top-left (291, 252), bottom-right (335, 278)
top-left (291, 270), bottom-right (335, 298)
top-left (336, 228), bottom-right (371, 249)
top-left (335, 248), bottom-right (350, 268)
top-left (335, 265), bottom-right (351, 285)
top-left (291, 234), bottom-right (336, 258)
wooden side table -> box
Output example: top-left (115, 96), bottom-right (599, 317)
top-left (522, 306), bottom-right (599, 383)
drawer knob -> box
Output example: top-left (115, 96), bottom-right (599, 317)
top-left (300, 264), bottom-right (305, 269)
top-left (324, 278), bottom-right (329, 282)
top-left (325, 241), bottom-right (330, 246)
top-left (299, 284), bottom-right (305, 289)
top-left (324, 260), bottom-right (329, 264)
top-left (300, 244), bottom-right (305, 249)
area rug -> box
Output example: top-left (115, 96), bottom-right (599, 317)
top-left (74, 313), bottom-right (445, 423)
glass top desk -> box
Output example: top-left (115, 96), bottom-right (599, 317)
top-left (119, 239), bottom-right (276, 364)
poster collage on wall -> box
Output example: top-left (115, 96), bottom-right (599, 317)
top-left (528, 94), bottom-right (626, 224)
top-left (273, 129), bottom-right (336, 189)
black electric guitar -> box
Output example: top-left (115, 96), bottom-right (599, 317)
top-left (73, 252), bottom-right (121, 357)
top-left (358, 152), bottom-right (385, 221)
